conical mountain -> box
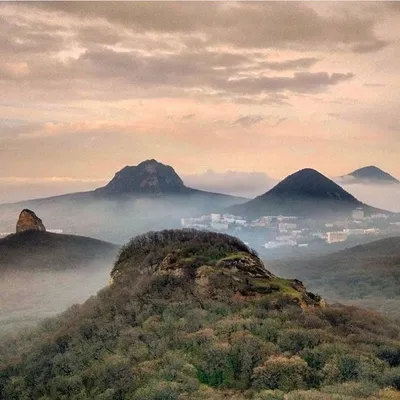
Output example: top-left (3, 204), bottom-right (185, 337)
top-left (340, 165), bottom-right (399, 184)
top-left (228, 168), bottom-right (375, 218)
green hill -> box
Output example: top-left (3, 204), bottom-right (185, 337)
top-left (1, 230), bottom-right (400, 399)
top-left (269, 236), bottom-right (400, 316)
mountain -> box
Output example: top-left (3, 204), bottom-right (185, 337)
top-left (339, 166), bottom-right (399, 184)
top-left (0, 230), bottom-right (118, 273)
top-left (0, 160), bottom-right (244, 243)
top-left (1, 229), bottom-right (400, 399)
top-left (95, 159), bottom-right (190, 195)
top-left (0, 211), bottom-right (119, 331)
top-left (269, 236), bottom-right (400, 316)
top-left (228, 168), bottom-right (377, 219)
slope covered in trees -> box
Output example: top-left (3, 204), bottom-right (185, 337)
top-left (1, 230), bottom-right (400, 399)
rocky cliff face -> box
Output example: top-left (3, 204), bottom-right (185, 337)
top-left (16, 209), bottom-right (46, 233)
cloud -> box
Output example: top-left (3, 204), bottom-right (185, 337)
top-left (181, 114), bottom-right (195, 120)
top-left (363, 83), bottom-right (386, 87)
top-left (233, 115), bottom-right (264, 127)
top-left (215, 72), bottom-right (354, 96)
top-left (34, 2), bottom-right (389, 52)
top-left (182, 170), bottom-right (277, 198)
top-left (258, 57), bottom-right (320, 71)
top-left (352, 39), bottom-right (389, 54)
top-left (342, 183), bottom-right (400, 213)
top-left (273, 117), bottom-right (288, 127)
top-left (0, 177), bottom-right (106, 184)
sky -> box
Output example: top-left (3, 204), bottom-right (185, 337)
top-left (1, 1), bottom-right (400, 203)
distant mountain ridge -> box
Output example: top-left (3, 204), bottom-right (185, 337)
top-left (228, 168), bottom-right (382, 218)
top-left (0, 160), bottom-right (244, 242)
top-left (0, 230), bottom-right (118, 273)
top-left (339, 165), bottom-right (399, 184)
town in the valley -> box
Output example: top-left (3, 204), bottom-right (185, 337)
top-left (181, 208), bottom-right (400, 253)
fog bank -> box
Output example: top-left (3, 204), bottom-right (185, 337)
top-left (182, 170), bottom-right (276, 198)
top-left (342, 183), bottom-right (400, 213)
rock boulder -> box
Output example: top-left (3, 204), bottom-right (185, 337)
top-left (16, 209), bottom-right (46, 233)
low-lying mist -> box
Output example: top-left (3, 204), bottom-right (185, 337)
top-left (182, 170), bottom-right (276, 198)
top-left (0, 193), bottom-right (243, 243)
top-left (342, 183), bottom-right (400, 212)
top-left (0, 258), bottom-right (112, 333)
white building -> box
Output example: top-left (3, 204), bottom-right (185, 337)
top-left (210, 213), bottom-right (221, 222)
top-left (278, 223), bottom-right (297, 232)
top-left (221, 214), bottom-right (235, 223)
top-left (364, 228), bottom-right (379, 235)
top-left (277, 215), bottom-right (298, 222)
top-left (264, 240), bottom-right (296, 249)
top-left (327, 231), bottom-right (348, 244)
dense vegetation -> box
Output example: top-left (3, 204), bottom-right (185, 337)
top-left (269, 237), bottom-right (400, 316)
top-left (1, 230), bottom-right (400, 399)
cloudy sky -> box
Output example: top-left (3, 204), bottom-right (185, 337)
top-left (1, 1), bottom-right (400, 202)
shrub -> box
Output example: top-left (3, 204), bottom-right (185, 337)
top-left (278, 329), bottom-right (322, 353)
top-left (377, 346), bottom-right (400, 367)
top-left (252, 356), bottom-right (309, 392)
top-left (382, 366), bottom-right (400, 390)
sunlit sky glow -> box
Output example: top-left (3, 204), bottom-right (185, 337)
top-left (0, 1), bottom-right (399, 201)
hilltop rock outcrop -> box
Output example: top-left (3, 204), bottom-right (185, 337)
top-left (16, 209), bottom-right (46, 233)
top-left (111, 229), bottom-right (324, 308)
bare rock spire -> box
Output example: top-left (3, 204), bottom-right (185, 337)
top-left (16, 209), bottom-right (46, 233)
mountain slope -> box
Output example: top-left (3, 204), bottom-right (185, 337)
top-left (0, 230), bottom-right (119, 331)
top-left (269, 236), bottom-right (400, 316)
top-left (0, 230), bottom-right (118, 273)
top-left (340, 166), bottom-right (399, 184)
top-left (228, 168), bottom-right (374, 218)
top-left (1, 230), bottom-right (400, 399)
top-left (0, 160), bottom-right (244, 243)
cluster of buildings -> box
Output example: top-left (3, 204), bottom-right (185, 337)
top-left (181, 207), bottom-right (399, 250)
top-left (181, 213), bottom-right (247, 231)
top-left (181, 213), bottom-right (302, 232)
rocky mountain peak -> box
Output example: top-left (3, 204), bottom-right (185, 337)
top-left (95, 159), bottom-right (188, 195)
top-left (16, 209), bottom-right (46, 233)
